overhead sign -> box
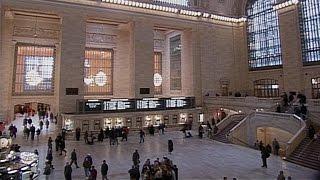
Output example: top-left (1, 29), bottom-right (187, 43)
top-left (78, 97), bottom-right (195, 113)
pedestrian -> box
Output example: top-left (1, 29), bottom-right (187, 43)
top-left (64, 162), bottom-right (72, 180)
top-left (308, 125), bottom-right (315, 140)
top-left (48, 137), bottom-right (53, 149)
top-left (59, 139), bottom-right (67, 156)
top-left (39, 120), bottom-right (44, 130)
top-left (101, 160), bottom-right (109, 180)
top-left (30, 125), bottom-right (35, 141)
top-left (90, 166), bottom-right (97, 180)
top-left (198, 125), bottom-right (204, 139)
top-left (75, 127), bottom-right (81, 141)
top-left (168, 139), bottom-right (173, 154)
top-left (139, 129), bottom-right (145, 143)
top-left (55, 136), bottom-right (60, 152)
top-left (277, 170), bottom-right (285, 180)
top-left (34, 149), bottom-right (39, 156)
top-left (36, 128), bottom-right (41, 141)
top-left (25, 127), bottom-right (30, 140)
top-left (45, 119), bottom-right (49, 129)
top-left (260, 145), bottom-right (270, 168)
top-left (83, 157), bottom-right (91, 177)
top-left (84, 131), bottom-right (89, 144)
top-left (272, 138), bottom-right (280, 155)
top-left (132, 150), bottom-right (140, 166)
top-left (70, 149), bottom-right (80, 168)
top-left (129, 165), bottom-right (140, 180)
top-left (46, 148), bottom-right (54, 169)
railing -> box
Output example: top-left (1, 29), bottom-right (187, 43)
top-left (227, 111), bottom-right (306, 158)
top-left (285, 115), bottom-right (307, 157)
top-left (216, 113), bottom-right (245, 134)
top-left (204, 96), bottom-right (281, 112)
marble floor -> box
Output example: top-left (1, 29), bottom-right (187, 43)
top-left (6, 117), bottom-right (320, 180)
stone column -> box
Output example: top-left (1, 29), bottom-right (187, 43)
top-left (58, 13), bottom-right (86, 113)
top-left (132, 19), bottom-right (154, 98)
top-left (277, 5), bottom-right (303, 93)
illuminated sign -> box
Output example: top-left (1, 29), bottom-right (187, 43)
top-left (79, 97), bottom-right (195, 113)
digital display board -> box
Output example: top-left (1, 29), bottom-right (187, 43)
top-left (79, 97), bottom-right (195, 113)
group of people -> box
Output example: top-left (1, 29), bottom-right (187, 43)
top-left (82, 126), bottom-right (131, 145)
top-left (129, 149), bottom-right (178, 180)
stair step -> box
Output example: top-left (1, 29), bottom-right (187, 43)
top-left (288, 156), bottom-right (320, 166)
top-left (286, 159), bottom-right (320, 171)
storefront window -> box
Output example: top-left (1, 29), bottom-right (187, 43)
top-left (254, 79), bottom-right (279, 98)
top-left (144, 115), bottom-right (163, 127)
top-left (126, 118), bottom-right (132, 128)
top-left (104, 118), bottom-right (112, 129)
top-left (82, 120), bottom-right (90, 132)
top-left (84, 48), bottom-right (113, 95)
top-left (115, 118), bottom-right (124, 128)
top-left (13, 44), bottom-right (55, 95)
top-left (179, 113), bottom-right (187, 124)
top-left (312, 77), bottom-right (320, 99)
top-left (136, 117), bottom-right (143, 128)
top-left (64, 118), bottom-right (74, 131)
top-left (93, 120), bottom-right (101, 130)
top-left (172, 115), bottom-right (178, 124)
top-left (164, 115), bottom-right (169, 125)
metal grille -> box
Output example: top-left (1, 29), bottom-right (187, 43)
top-left (84, 48), bottom-right (113, 95)
top-left (246, 0), bottom-right (282, 70)
top-left (13, 43), bottom-right (55, 95)
top-left (299, 0), bottom-right (320, 64)
top-left (254, 79), bottom-right (279, 98)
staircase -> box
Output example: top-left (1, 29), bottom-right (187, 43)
top-left (286, 138), bottom-right (320, 170)
top-left (214, 115), bottom-right (244, 143)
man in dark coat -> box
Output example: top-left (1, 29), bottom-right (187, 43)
top-left (70, 149), bottom-right (79, 168)
top-left (101, 160), bottom-right (109, 180)
top-left (64, 162), bottom-right (72, 180)
top-left (75, 128), bottom-right (81, 141)
top-left (30, 125), bottom-right (36, 141)
top-left (128, 165), bottom-right (140, 180)
top-left (132, 150), bottom-right (140, 166)
top-left (261, 145), bottom-right (270, 168)
top-left (168, 139), bottom-right (173, 154)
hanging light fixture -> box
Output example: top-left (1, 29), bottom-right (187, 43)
top-left (94, 69), bottom-right (107, 86)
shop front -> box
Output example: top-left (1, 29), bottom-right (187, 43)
top-left (62, 97), bottom-right (201, 132)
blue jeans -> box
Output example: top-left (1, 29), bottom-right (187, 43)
top-left (84, 168), bottom-right (90, 177)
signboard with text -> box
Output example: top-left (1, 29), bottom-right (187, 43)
top-left (78, 97), bottom-right (195, 113)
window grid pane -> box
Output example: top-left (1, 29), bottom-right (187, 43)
top-left (154, 0), bottom-right (188, 6)
top-left (299, 0), bottom-right (320, 64)
top-left (154, 52), bottom-right (162, 95)
top-left (84, 48), bottom-right (113, 95)
top-left (246, 0), bottom-right (282, 70)
top-left (170, 35), bottom-right (182, 90)
top-left (254, 79), bottom-right (279, 98)
top-left (311, 77), bottom-right (320, 99)
top-left (13, 44), bottom-right (55, 95)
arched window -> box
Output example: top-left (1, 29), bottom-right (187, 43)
top-left (254, 79), bottom-right (279, 98)
top-left (299, 0), bottom-right (320, 64)
top-left (246, 0), bottom-right (282, 70)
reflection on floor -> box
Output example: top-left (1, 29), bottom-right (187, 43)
top-left (6, 116), bottom-right (320, 180)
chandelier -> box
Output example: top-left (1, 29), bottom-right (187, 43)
top-left (153, 73), bottom-right (163, 87)
top-left (25, 69), bottom-right (43, 86)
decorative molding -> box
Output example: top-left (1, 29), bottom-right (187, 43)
top-left (86, 33), bottom-right (117, 45)
top-left (273, 0), bottom-right (299, 11)
top-left (13, 26), bottom-right (60, 39)
top-left (154, 39), bottom-right (164, 48)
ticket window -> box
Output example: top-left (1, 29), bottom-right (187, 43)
top-left (115, 118), bottom-right (124, 128)
top-left (104, 118), bottom-right (113, 129)
top-left (145, 116), bottom-right (152, 127)
top-left (93, 120), bottom-right (101, 131)
top-left (179, 113), bottom-right (187, 124)
top-left (126, 118), bottom-right (132, 128)
top-left (172, 115), bottom-right (178, 124)
top-left (82, 120), bottom-right (90, 132)
top-left (154, 115), bottom-right (163, 126)
top-left (136, 117), bottom-right (142, 128)
top-left (64, 118), bottom-right (74, 131)
top-left (164, 115), bottom-right (169, 125)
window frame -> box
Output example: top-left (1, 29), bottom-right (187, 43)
top-left (84, 47), bottom-right (114, 96)
top-left (154, 51), bottom-right (163, 95)
top-left (254, 79), bottom-right (280, 98)
top-left (12, 43), bottom-right (56, 96)
top-left (311, 77), bottom-right (320, 99)
top-left (246, 0), bottom-right (283, 71)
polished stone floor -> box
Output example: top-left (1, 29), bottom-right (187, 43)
top-left (7, 116), bottom-right (320, 180)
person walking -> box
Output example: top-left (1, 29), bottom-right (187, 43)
top-left (48, 137), bottom-right (53, 149)
top-left (70, 149), bottom-right (79, 168)
top-left (83, 157), bottom-right (91, 177)
top-left (260, 145), bottom-right (270, 168)
top-left (30, 125), bottom-right (36, 141)
top-left (272, 138), bottom-right (280, 155)
top-left (90, 166), bottom-right (97, 180)
top-left (101, 160), bottom-right (109, 180)
top-left (59, 139), bottom-right (67, 156)
top-left (139, 129), bottom-right (145, 143)
top-left (64, 162), bottom-right (72, 180)
top-left (45, 119), bottom-right (50, 129)
top-left (36, 128), bottom-right (41, 141)
top-left (277, 170), bottom-right (285, 180)
top-left (39, 120), bottom-right (44, 130)
top-left (168, 139), bottom-right (173, 154)
top-left (132, 150), bottom-right (140, 166)
top-left (75, 128), bottom-right (81, 141)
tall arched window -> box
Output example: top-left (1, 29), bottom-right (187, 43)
top-left (299, 0), bottom-right (320, 64)
top-left (246, 0), bottom-right (282, 70)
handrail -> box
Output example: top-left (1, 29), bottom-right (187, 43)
top-left (228, 135), bottom-right (250, 147)
top-left (229, 111), bottom-right (254, 133)
top-left (216, 113), bottom-right (245, 134)
top-left (285, 115), bottom-right (306, 157)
